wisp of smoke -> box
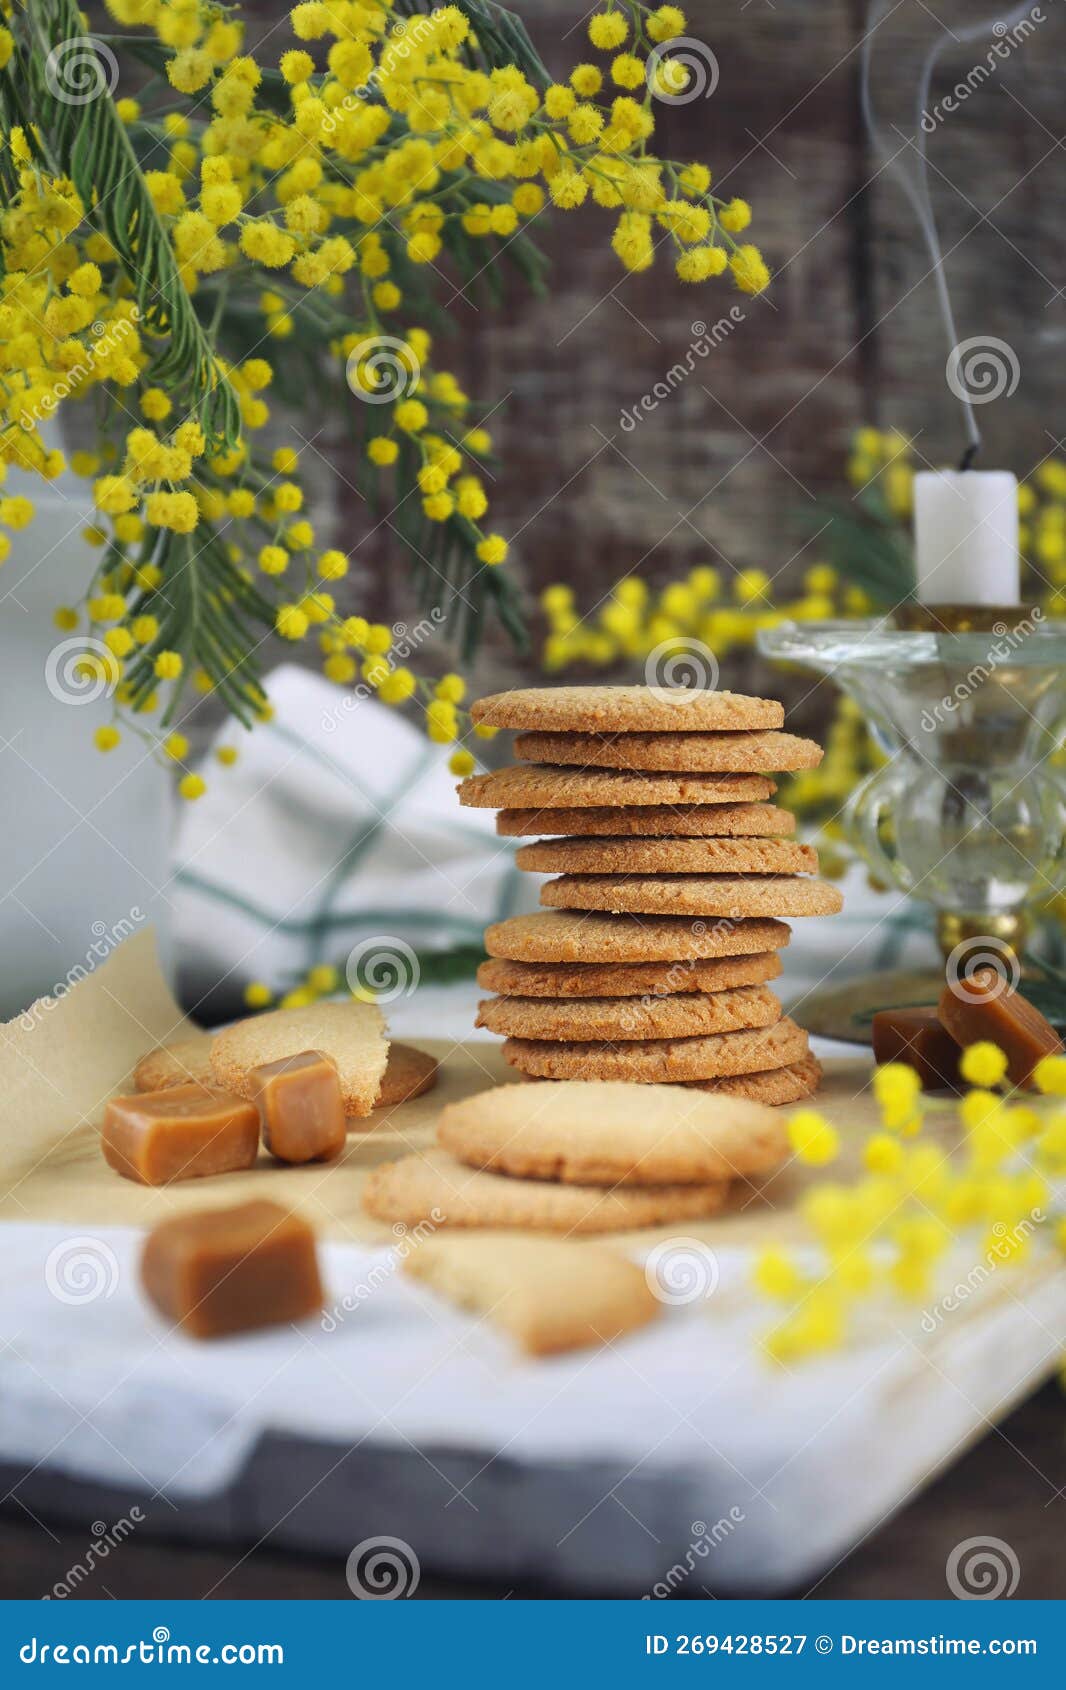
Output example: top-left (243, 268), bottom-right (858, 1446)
top-left (860, 0), bottom-right (1038, 466)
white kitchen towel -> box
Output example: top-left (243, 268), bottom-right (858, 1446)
top-left (2, 1219), bottom-right (1063, 1592)
top-left (169, 665), bottom-right (533, 1004)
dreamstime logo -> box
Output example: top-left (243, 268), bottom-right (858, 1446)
top-left (345, 335), bottom-right (420, 404)
top-left (20, 908), bottom-right (146, 1033)
top-left (946, 336), bottom-right (1020, 406)
top-left (618, 916), bottom-right (739, 1033)
top-left (920, 8), bottom-right (1045, 133)
top-left (45, 637), bottom-right (119, 707)
top-left (43, 1510), bottom-right (145, 1599)
top-left (345, 1536), bottom-right (421, 1599)
top-left (919, 608), bottom-right (1043, 732)
top-left (946, 1535), bottom-right (1020, 1599)
top-left (320, 609), bottom-right (446, 734)
top-left (320, 1214), bottom-right (442, 1332)
top-left (23, 311), bottom-right (140, 429)
top-left (46, 36), bottom-right (119, 105)
top-left (644, 1238), bottom-right (720, 1305)
top-left (944, 935), bottom-right (1020, 1006)
top-left (321, 13), bottom-right (438, 134)
top-left (14, 309), bottom-right (140, 430)
top-left (44, 1236), bottom-right (120, 1306)
top-left (646, 37), bottom-right (719, 105)
top-left (19, 1630), bottom-right (283, 1665)
top-left (620, 310), bottom-right (745, 432)
top-left (644, 637), bottom-right (720, 699)
top-left (921, 1208), bottom-right (1044, 1333)
top-left (643, 1510), bottom-right (746, 1598)
top-left (345, 936), bottom-right (420, 1003)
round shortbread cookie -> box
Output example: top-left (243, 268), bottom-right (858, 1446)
top-left (134, 1032), bottom-right (215, 1092)
top-left (363, 1147), bottom-right (729, 1233)
top-left (375, 1042), bottom-right (439, 1107)
top-left (471, 685), bottom-right (785, 734)
top-left (210, 1001), bottom-right (388, 1117)
top-left (503, 1017), bottom-right (809, 1083)
top-left (438, 1079), bottom-right (787, 1185)
top-left (476, 950), bottom-right (783, 999)
top-left (516, 837), bottom-right (818, 876)
top-left (688, 1053), bottom-right (823, 1106)
top-left (509, 1062), bottom-right (822, 1108)
top-left (477, 983), bottom-right (781, 1042)
top-left (485, 910), bottom-right (792, 963)
top-left (541, 874), bottom-right (844, 919)
top-left (496, 803), bottom-right (796, 838)
top-left (512, 729), bottom-right (823, 774)
top-left (458, 765), bottom-right (776, 809)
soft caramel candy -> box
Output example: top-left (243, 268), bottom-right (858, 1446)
top-left (102, 1084), bottom-right (259, 1185)
top-left (938, 969), bottom-right (1063, 1090)
top-left (252, 1049), bottom-right (346, 1164)
top-left (872, 1007), bottom-right (963, 1092)
top-left (141, 1200), bottom-right (323, 1339)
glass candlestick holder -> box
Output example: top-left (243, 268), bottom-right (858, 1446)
top-left (757, 617), bottom-right (1066, 1041)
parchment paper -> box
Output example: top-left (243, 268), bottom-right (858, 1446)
top-left (0, 926), bottom-right (891, 1246)
top-left (0, 929), bottom-right (190, 1186)
top-left (0, 930), bottom-right (491, 1243)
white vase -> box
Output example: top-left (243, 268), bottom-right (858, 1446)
top-left (0, 448), bottom-right (174, 1020)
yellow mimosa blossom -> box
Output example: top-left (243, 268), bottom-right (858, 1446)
top-left (0, 0), bottom-right (759, 770)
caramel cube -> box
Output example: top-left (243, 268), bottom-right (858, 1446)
top-left (141, 1200), bottom-right (323, 1339)
top-left (938, 970), bottom-right (1063, 1090)
top-left (872, 1007), bottom-right (963, 1092)
top-left (102, 1084), bottom-right (260, 1185)
top-left (252, 1049), bottom-right (347, 1164)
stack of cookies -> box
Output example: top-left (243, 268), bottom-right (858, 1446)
top-left (457, 685), bottom-right (842, 1106)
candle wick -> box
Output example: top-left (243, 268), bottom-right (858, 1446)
top-left (958, 443), bottom-right (979, 473)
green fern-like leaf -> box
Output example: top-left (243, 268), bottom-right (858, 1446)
top-left (805, 495), bottom-right (916, 605)
top-left (22, 0), bottom-right (240, 449)
top-left (391, 0), bottom-right (552, 86)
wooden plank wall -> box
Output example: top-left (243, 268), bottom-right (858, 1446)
top-left (247, 0), bottom-right (1066, 699)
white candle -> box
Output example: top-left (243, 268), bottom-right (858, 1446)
top-left (913, 469), bottom-right (1019, 605)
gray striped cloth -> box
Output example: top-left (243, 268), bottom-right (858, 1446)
top-left (171, 666), bottom-right (533, 1007)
